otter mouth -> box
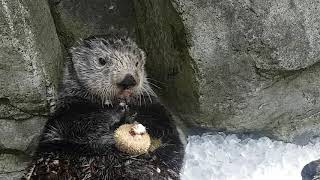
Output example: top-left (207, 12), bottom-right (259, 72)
top-left (103, 88), bottom-right (137, 106)
top-left (117, 89), bottom-right (134, 103)
top-left (118, 89), bottom-right (133, 98)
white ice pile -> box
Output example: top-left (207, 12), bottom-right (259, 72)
top-left (181, 133), bottom-right (320, 180)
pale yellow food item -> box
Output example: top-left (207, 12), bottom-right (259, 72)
top-left (114, 123), bottom-right (151, 155)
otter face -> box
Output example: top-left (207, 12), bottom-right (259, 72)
top-left (70, 36), bottom-right (155, 105)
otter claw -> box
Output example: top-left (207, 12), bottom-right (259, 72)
top-left (119, 102), bottom-right (126, 107)
top-left (118, 101), bottom-right (128, 113)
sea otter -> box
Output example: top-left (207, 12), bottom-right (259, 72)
top-left (23, 35), bottom-right (184, 180)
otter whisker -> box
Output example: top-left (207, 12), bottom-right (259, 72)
top-left (143, 82), bottom-right (157, 98)
top-left (138, 91), bottom-right (142, 106)
top-left (148, 81), bottom-right (161, 89)
top-left (146, 77), bottom-right (165, 84)
top-left (139, 89), bottom-right (145, 106)
top-left (141, 90), bottom-right (146, 105)
top-left (141, 86), bottom-right (152, 103)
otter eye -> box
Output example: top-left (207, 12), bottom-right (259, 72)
top-left (98, 58), bottom-right (106, 66)
top-left (135, 62), bottom-right (139, 67)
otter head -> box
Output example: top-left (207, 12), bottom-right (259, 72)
top-left (70, 36), bottom-right (155, 105)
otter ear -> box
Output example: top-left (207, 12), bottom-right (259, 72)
top-left (69, 44), bottom-right (85, 57)
top-left (69, 46), bottom-right (80, 58)
top-left (69, 45), bottom-right (90, 66)
top-left (83, 40), bottom-right (92, 48)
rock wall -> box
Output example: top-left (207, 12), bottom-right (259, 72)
top-left (49, 0), bottom-right (137, 48)
top-left (0, 0), bottom-right (63, 178)
top-left (133, 0), bottom-right (200, 127)
top-left (134, 0), bottom-right (320, 142)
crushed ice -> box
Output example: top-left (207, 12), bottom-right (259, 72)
top-left (181, 133), bottom-right (320, 180)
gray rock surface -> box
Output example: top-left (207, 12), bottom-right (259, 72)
top-left (0, 154), bottom-right (29, 176)
top-left (302, 159), bottom-right (320, 180)
top-left (133, 0), bottom-right (200, 124)
top-left (0, 0), bottom-right (63, 177)
top-left (49, 0), bottom-right (136, 48)
top-left (134, 0), bottom-right (320, 142)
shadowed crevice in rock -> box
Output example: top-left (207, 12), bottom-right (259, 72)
top-left (0, 98), bottom-right (10, 105)
top-left (133, 0), bottom-right (200, 127)
top-left (0, 149), bottom-right (28, 157)
top-left (47, 0), bottom-right (75, 49)
top-left (0, 102), bottom-right (48, 121)
top-left (48, 0), bottom-right (137, 49)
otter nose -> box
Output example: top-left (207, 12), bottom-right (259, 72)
top-left (117, 74), bottom-right (137, 89)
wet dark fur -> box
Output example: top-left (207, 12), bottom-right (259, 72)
top-left (23, 36), bottom-right (184, 180)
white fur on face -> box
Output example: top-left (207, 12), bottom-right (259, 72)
top-left (70, 37), bottom-right (156, 105)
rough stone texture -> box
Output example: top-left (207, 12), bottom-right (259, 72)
top-left (0, 154), bottom-right (29, 178)
top-left (49, 0), bottom-right (137, 48)
top-left (133, 0), bottom-right (200, 127)
top-left (0, 0), bottom-right (63, 177)
top-left (0, 117), bottom-right (46, 151)
top-left (0, 171), bottom-right (24, 180)
top-left (134, 0), bottom-right (320, 142)
top-left (302, 159), bottom-right (320, 180)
